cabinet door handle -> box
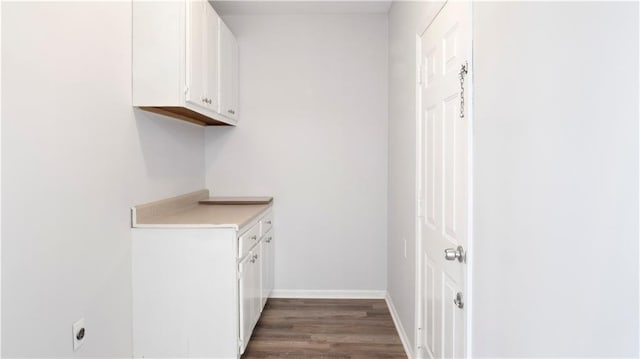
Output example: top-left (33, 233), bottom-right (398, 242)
top-left (251, 235), bottom-right (257, 240)
top-left (266, 237), bottom-right (272, 243)
top-left (266, 220), bottom-right (272, 225)
top-left (228, 109), bottom-right (235, 115)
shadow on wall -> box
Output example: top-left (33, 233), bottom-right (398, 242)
top-left (133, 108), bottom-right (206, 180)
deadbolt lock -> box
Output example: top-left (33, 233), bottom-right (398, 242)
top-left (454, 292), bottom-right (464, 309)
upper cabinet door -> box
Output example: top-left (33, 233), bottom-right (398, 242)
top-left (186, 0), bottom-right (207, 110)
top-left (219, 21), bottom-right (238, 120)
top-left (205, 4), bottom-right (219, 111)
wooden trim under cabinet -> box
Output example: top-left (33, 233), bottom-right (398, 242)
top-left (139, 106), bottom-right (233, 126)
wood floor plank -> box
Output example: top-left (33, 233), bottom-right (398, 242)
top-left (241, 298), bottom-right (407, 359)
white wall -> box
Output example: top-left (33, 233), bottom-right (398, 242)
top-left (205, 14), bottom-right (388, 293)
top-left (472, 2), bottom-right (639, 357)
top-left (386, 1), bottom-right (443, 354)
top-left (2, 2), bottom-right (205, 357)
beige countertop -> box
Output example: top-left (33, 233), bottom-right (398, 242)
top-left (131, 190), bottom-right (272, 230)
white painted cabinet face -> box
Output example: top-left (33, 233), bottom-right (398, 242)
top-left (133, 0), bottom-right (237, 125)
top-left (238, 252), bottom-right (254, 354)
top-left (186, 0), bottom-right (206, 110)
top-left (219, 20), bottom-right (239, 120)
top-left (238, 211), bottom-right (274, 354)
top-left (251, 242), bottom-right (263, 331)
top-left (262, 229), bottom-right (275, 309)
top-left (132, 207), bottom-right (273, 358)
top-left (205, 4), bottom-right (219, 111)
top-left (186, 0), bottom-right (219, 111)
top-left (239, 244), bottom-right (262, 354)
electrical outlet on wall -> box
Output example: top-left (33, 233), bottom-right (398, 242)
top-left (72, 318), bottom-right (86, 351)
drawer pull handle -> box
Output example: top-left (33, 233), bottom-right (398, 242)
top-left (251, 235), bottom-right (257, 240)
top-left (266, 220), bottom-right (272, 225)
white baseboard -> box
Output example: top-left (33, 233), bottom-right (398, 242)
top-left (385, 291), bottom-right (415, 359)
top-left (270, 289), bottom-right (386, 299)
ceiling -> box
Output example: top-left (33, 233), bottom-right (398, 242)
top-left (211, 0), bottom-right (393, 15)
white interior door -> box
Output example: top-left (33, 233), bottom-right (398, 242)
top-left (418, 2), bottom-right (471, 358)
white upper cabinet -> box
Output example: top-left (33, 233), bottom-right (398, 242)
top-left (133, 0), bottom-right (238, 126)
top-left (219, 20), bottom-right (239, 121)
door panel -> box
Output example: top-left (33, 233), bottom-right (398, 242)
top-left (424, 46), bottom-right (437, 89)
top-left (443, 93), bottom-right (460, 243)
top-left (425, 105), bottom-right (438, 229)
top-left (419, 2), bottom-right (471, 358)
top-left (425, 256), bottom-right (439, 358)
top-left (442, 273), bottom-right (461, 359)
top-left (443, 23), bottom-right (460, 74)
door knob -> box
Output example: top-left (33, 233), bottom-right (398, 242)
top-left (444, 245), bottom-right (465, 262)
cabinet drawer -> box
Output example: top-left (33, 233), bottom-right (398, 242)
top-left (238, 223), bottom-right (260, 258)
top-left (260, 211), bottom-right (273, 237)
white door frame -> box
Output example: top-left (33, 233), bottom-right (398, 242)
top-left (414, 2), bottom-right (474, 357)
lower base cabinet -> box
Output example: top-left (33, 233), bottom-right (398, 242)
top-left (239, 242), bottom-right (262, 352)
top-left (132, 209), bottom-right (274, 358)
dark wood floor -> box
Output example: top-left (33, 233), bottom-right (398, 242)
top-left (241, 298), bottom-right (407, 359)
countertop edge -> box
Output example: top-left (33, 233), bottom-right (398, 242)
top-left (131, 190), bottom-right (273, 230)
top-left (132, 223), bottom-right (240, 230)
